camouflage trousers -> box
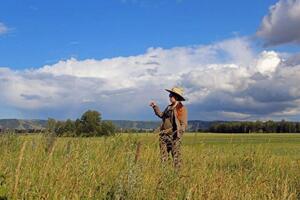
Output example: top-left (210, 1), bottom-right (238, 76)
top-left (159, 133), bottom-right (182, 169)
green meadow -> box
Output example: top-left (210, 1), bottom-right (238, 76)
top-left (1, 133), bottom-right (300, 199)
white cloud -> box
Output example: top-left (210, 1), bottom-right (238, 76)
top-left (218, 111), bottom-right (252, 120)
top-left (0, 22), bottom-right (8, 35)
top-left (257, 0), bottom-right (300, 46)
top-left (1, 37), bottom-right (300, 120)
top-left (255, 51), bottom-right (281, 74)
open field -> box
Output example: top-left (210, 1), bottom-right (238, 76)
top-left (1, 133), bottom-right (300, 199)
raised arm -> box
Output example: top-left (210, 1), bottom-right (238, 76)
top-left (149, 101), bottom-right (164, 118)
top-left (153, 104), bottom-right (164, 118)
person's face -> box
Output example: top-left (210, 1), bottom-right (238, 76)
top-left (169, 93), bottom-right (177, 104)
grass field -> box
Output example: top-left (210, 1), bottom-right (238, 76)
top-left (1, 133), bottom-right (300, 199)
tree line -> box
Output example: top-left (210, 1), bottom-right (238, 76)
top-left (207, 120), bottom-right (300, 133)
top-left (47, 110), bottom-right (117, 137)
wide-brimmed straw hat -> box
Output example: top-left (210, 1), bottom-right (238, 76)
top-left (165, 87), bottom-right (186, 101)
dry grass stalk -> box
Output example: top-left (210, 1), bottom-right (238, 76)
top-left (13, 141), bottom-right (27, 199)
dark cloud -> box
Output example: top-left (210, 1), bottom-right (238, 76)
top-left (257, 0), bottom-right (300, 46)
top-left (21, 94), bottom-right (43, 100)
top-left (281, 53), bottom-right (300, 66)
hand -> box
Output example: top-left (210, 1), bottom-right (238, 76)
top-left (149, 101), bottom-right (156, 107)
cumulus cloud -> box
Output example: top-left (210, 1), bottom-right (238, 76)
top-left (0, 22), bottom-right (8, 35)
top-left (257, 0), bottom-right (300, 46)
top-left (1, 37), bottom-right (300, 120)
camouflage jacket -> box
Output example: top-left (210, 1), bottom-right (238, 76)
top-left (152, 102), bottom-right (188, 138)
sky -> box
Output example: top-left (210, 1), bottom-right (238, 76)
top-left (0, 0), bottom-right (300, 121)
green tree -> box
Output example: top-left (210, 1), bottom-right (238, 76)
top-left (54, 121), bottom-right (66, 136)
top-left (100, 121), bottom-right (117, 136)
top-left (75, 119), bottom-right (83, 136)
top-left (64, 119), bottom-right (76, 136)
top-left (47, 118), bottom-right (56, 133)
top-left (79, 110), bottom-right (102, 136)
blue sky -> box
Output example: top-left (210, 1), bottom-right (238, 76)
top-left (1, 0), bottom-right (300, 121)
top-left (1, 0), bottom-right (278, 69)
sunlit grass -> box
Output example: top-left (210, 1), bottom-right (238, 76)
top-left (1, 133), bottom-right (300, 199)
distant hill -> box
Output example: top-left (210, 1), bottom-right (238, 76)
top-left (111, 120), bottom-right (221, 131)
top-left (0, 119), bottom-right (216, 131)
top-left (0, 119), bottom-right (47, 130)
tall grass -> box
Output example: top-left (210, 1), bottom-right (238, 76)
top-left (0, 133), bottom-right (300, 199)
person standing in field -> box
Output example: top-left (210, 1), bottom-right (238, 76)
top-left (149, 86), bottom-right (188, 169)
